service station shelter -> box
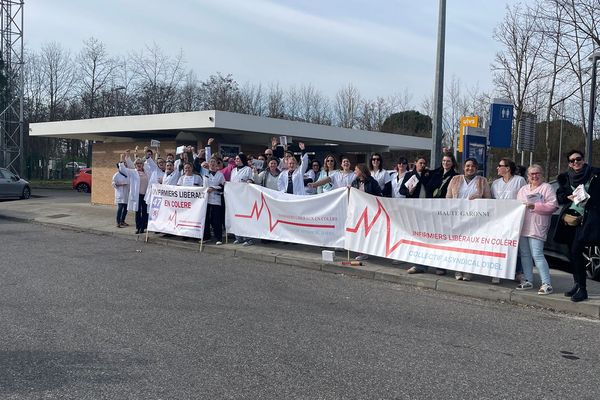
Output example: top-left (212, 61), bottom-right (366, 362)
top-left (29, 110), bottom-right (431, 205)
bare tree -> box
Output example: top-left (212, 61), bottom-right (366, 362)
top-left (237, 82), bottom-right (264, 116)
top-left (492, 4), bottom-right (546, 160)
top-left (199, 72), bottom-right (239, 112)
top-left (266, 83), bottom-right (285, 118)
top-left (40, 42), bottom-right (76, 121)
top-left (129, 43), bottom-right (186, 114)
top-left (334, 83), bottom-right (361, 128)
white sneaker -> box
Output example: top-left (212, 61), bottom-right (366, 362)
top-left (355, 254), bottom-right (368, 261)
top-left (215, 241), bottom-right (223, 245)
top-left (243, 240), bottom-right (254, 246)
top-left (455, 272), bottom-right (463, 280)
top-left (233, 239), bottom-right (242, 245)
top-left (462, 273), bottom-right (472, 281)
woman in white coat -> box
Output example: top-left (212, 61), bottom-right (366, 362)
top-left (277, 142), bottom-right (308, 195)
top-left (177, 162), bottom-right (203, 186)
top-left (119, 152), bottom-right (153, 234)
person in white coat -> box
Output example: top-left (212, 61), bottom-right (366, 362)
top-left (111, 164), bottom-right (129, 228)
top-left (277, 142), bottom-right (309, 195)
top-left (162, 160), bottom-right (181, 186)
top-left (203, 157), bottom-right (226, 244)
top-left (119, 152), bottom-right (153, 234)
top-left (177, 162), bottom-right (203, 186)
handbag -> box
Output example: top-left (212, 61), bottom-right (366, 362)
top-left (562, 212), bottom-right (582, 226)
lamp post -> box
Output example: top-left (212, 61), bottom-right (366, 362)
top-left (431, 0), bottom-right (446, 168)
top-left (586, 51), bottom-right (600, 165)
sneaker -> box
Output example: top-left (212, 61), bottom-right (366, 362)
top-left (121, 222), bottom-right (129, 226)
top-left (538, 283), bottom-right (553, 295)
top-left (516, 281), bottom-right (533, 290)
top-left (407, 266), bottom-right (424, 274)
top-left (215, 241), bottom-right (223, 245)
top-left (355, 254), bottom-right (369, 261)
top-left (491, 277), bottom-right (501, 284)
top-left (116, 223), bottom-right (123, 228)
top-left (233, 239), bottom-right (242, 245)
top-left (435, 269), bottom-right (446, 276)
top-left (243, 240), bottom-right (254, 246)
top-left (462, 273), bottom-right (472, 281)
top-left (455, 272), bottom-right (463, 280)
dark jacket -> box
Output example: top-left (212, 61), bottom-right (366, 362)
top-left (554, 166), bottom-right (600, 245)
top-left (399, 169), bottom-right (430, 198)
top-left (425, 167), bottom-right (457, 198)
top-left (352, 176), bottom-right (382, 196)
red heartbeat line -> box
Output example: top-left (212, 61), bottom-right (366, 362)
top-left (346, 198), bottom-right (506, 259)
top-left (234, 192), bottom-right (335, 232)
top-left (168, 209), bottom-right (202, 229)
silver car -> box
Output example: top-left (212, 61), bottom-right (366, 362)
top-left (0, 167), bottom-right (31, 199)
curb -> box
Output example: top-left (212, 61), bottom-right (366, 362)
top-left (2, 212), bottom-right (599, 319)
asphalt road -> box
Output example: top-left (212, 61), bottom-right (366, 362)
top-left (1, 220), bottom-right (599, 400)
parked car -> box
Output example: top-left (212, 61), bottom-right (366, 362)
top-left (65, 161), bottom-right (87, 170)
top-left (72, 168), bottom-right (92, 193)
top-left (0, 167), bottom-right (31, 199)
top-left (544, 180), bottom-right (600, 281)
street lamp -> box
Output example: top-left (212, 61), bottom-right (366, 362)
top-left (586, 51), bottom-right (600, 165)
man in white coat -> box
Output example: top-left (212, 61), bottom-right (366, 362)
top-left (111, 164), bottom-right (129, 228)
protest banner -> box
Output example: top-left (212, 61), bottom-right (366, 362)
top-left (345, 188), bottom-right (526, 279)
top-left (225, 183), bottom-right (347, 247)
top-left (147, 184), bottom-right (208, 239)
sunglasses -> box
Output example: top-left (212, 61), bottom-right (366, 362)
top-left (497, 164), bottom-right (507, 168)
top-left (372, 158), bottom-right (381, 161)
top-left (326, 159), bottom-right (335, 162)
top-left (569, 157), bottom-right (583, 163)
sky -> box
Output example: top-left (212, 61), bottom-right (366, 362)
top-left (26, 0), bottom-right (525, 107)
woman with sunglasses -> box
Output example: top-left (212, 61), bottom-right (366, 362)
top-left (304, 159), bottom-right (321, 195)
top-left (390, 157), bottom-right (409, 198)
top-left (314, 155), bottom-right (337, 193)
top-left (369, 153), bottom-right (392, 196)
top-left (309, 155), bottom-right (356, 190)
top-left (554, 149), bottom-right (600, 302)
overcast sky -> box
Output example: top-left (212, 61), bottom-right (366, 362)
top-left (27, 0), bottom-right (525, 107)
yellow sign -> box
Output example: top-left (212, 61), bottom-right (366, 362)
top-left (458, 116), bottom-right (479, 152)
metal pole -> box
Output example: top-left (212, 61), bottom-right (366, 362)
top-left (558, 100), bottom-right (564, 172)
top-left (431, 0), bottom-right (446, 168)
top-left (587, 56), bottom-right (598, 165)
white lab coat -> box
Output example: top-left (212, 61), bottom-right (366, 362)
top-left (111, 171), bottom-right (129, 204)
top-left (277, 153), bottom-right (309, 195)
top-left (119, 156), bottom-right (152, 212)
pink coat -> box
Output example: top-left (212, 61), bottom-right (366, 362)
top-left (516, 182), bottom-right (558, 241)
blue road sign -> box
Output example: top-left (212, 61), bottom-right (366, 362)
top-left (489, 102), bottom-right (513, 148)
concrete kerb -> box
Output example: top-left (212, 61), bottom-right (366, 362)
top-left (2, 212), bottom-right (600, 319)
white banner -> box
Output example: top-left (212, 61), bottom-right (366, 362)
top-left (147, 184), bottom-right (208, 238)
top-left (344, 188), bottom-right (526, 279)
top-left (225, 182), bottom-right (347, 247)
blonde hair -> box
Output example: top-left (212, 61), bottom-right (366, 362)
top-left (134, 157), bottom-right (144, 166)
top-left (528, 164), bottom-right (543, 174)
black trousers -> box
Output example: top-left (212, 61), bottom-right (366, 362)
top-left (570, 234), bottom-right (587, 289)
top-left (204, 204), bottom-right (223, 241)
top-left (135, 195), bottom-right (148, 231)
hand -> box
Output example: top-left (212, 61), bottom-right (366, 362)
top-left (567, 194), bottom-right (575, 201)
top-left (299, 142), bottom-right (305, 151)
top-left (526, 203), bottom-right (535, 210)
top-left (143, 146), bottom-right (148, 152)
top-left (308, 182), bottom-right (315, 188)
top-left (271, 137), bottom-right (278, 148)
top-left (207, 187), bottom-right (214, 193)
top-left (468, 194), bottom-right (480, 200)
top-left (208, 138), bottom-right (214, 146)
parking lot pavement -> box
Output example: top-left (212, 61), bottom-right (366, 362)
top-left (1, 189), bottom-right (599, 319)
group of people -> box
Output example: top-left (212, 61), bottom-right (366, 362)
top-left (111, 138), bottom-right (598, 302)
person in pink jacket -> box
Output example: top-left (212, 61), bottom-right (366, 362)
top-left (515, 164), bottom-right (558, 295)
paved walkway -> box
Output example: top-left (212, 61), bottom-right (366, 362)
top-left (2, 188), bottom-right (600, 319)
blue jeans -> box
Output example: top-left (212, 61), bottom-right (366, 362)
top-left (518, 236), bottom-right (551, 285)
top-left (116, 203), bottom-right (127, 224)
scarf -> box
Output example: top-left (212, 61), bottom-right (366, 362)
top-left (568, 163), bottom-right (592, 187)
